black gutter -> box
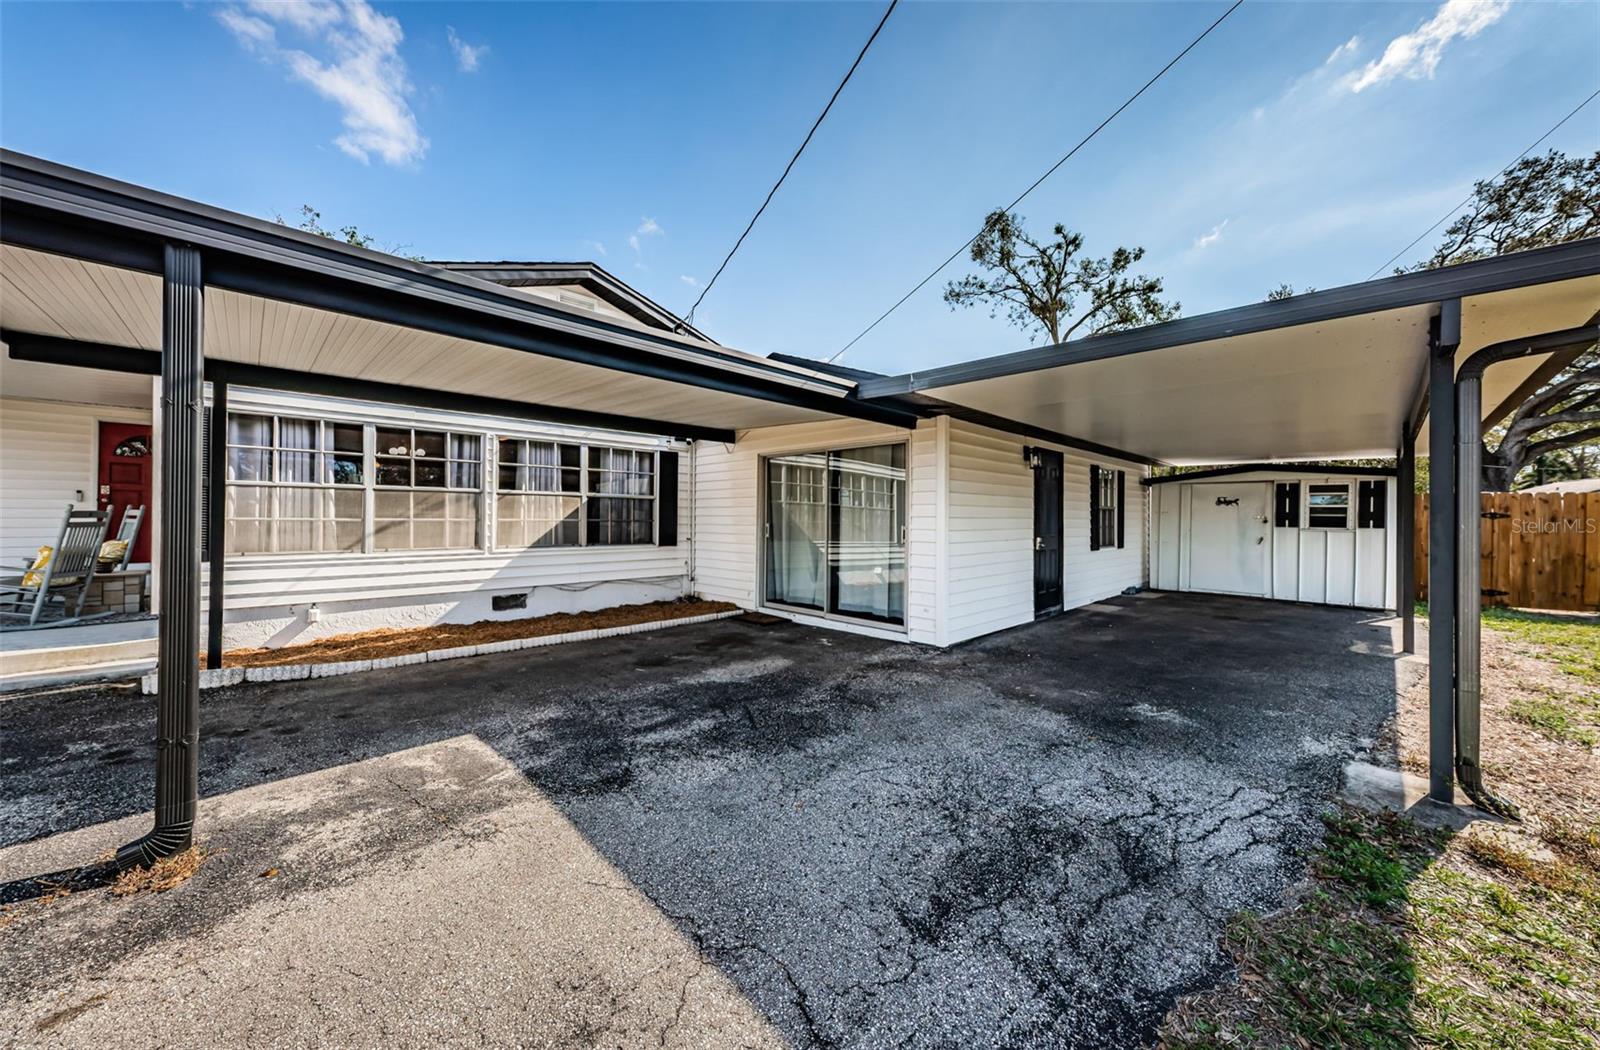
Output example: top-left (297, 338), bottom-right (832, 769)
top-left (116, 245), bottom-right (204, 870)
top-left (0, 151), bottom-right (919, 428)
top-left (1141, 462), bottom-right (1396, 485)
top-left (857, 237), bottom-right (1600, 398)
top-left (2, 331), bottom-right (740, 443)
top-left (1452, 320), bottom-right (1597, 818)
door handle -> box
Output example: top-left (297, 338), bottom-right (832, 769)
top-left (1035, 537), bottom-right (1044, 551)
top-left (1256, 536), bottom-right (1265, 545)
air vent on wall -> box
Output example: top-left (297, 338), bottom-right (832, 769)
top-left (558, 291), bottom-right (598, 311)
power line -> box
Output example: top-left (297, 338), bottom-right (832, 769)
top-left (828, 0), bottom-right (1244, 363)
top-left (1365, 87), bottom-right (1600, 280)
top-left (685, 0), bottom-right (899, 327)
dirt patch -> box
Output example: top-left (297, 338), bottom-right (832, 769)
top-left (1373, 622), bottom-right (1600, 831)
top-left (203, 598), bottom-right (738, 669)
top-left (110, 846), bottom-right (211, 897)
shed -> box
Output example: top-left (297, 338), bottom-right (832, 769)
top-left (1146, 466), bottom-right (1397, 608)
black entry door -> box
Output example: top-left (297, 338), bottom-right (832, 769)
top-left (1033, 448), bottom-right (1064, 615)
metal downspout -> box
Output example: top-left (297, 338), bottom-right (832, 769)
top-left (1452, 320), bottom-right (1598, 819)
top-left (116, 245), bottom-right (205, 870)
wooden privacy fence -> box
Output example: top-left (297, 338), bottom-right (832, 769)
top-left (1415, 492), bottom-right (1600, 611)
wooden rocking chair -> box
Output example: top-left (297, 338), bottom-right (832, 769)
top-left (0, 507), bottom-right (113, 628)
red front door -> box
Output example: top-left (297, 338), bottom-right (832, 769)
top-left (98, 422), bottom-right (152, 564)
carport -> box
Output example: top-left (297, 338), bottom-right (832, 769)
top-left (857, 238), bottom-right (1600, 809)
top-left (0, 150), bottom-right (918, 868)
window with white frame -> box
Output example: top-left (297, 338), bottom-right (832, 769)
top-left (224, 413), bottom-right (365, 554)
top-left (1305, 482), bottom-right (1352, 529)
top-left (586, 446), bottom-right (655, 545)
top-left (1094, 467), bottom-right (1119, 549)
top-left (495, 439), bottom-right (582, 548)
top-left (221, 409), bottom-right (663, 556)
top-left (372, 426), bottom-right (482, 551)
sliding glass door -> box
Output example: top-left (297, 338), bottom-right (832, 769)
top-left (765, 444), bottom-right (906, 626)
top-left (765, 454), bottom-right (827, 610)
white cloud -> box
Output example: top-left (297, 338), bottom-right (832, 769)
top-left (446, 26), bottom-right (487, 73)
top-left (582, 240), bottom-right (607, 257)
top-left (216, 0), bottom-right (427, 166)
top-left (1325, 35), bottom-right (1360, 65)
top-left (628, 217), bottom-right (664, 259)
top-left (679, 275), bottom-right (699, 287)
top-left (1193, 219), bottom-right (1229, 250)
top-left (1346, 0), bottom-right (1510, 93)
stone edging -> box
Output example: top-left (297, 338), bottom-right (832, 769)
top-left (140, 610), bottom-right (742, 695)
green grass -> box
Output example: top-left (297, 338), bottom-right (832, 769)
top-left (1162, 807), bottom-right (1600, 1049)
top-left (1508, 692), bottom-right (1600, 748)
top-left (1479, 608), bottom-right (1600, 687)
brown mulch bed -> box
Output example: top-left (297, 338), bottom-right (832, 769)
top-left (203, 598), bottom-right (738, 670)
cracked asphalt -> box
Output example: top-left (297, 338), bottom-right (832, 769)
top-left (0, 593), bottom-right (1420, 1048)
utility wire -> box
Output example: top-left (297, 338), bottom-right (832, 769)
top-left (828, 0), bottom-right (1244, 363)
top-left (685, 0), bottom-right (899, 327)
top-left (1366, 87), bottom-right (1600, 280)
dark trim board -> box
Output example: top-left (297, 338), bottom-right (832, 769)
top-left (1142, 463), bottom-right (1397, 485)
top-left (2, 330), bottom-right (739, 443)
top-left (857, 237), bottom-right (1600, 398)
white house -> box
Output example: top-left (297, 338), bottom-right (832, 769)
top-left (3, 150), bottom-right (1596, 860)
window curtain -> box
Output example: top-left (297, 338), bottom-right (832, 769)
top-left (765, 457), bottom-right (826, 609)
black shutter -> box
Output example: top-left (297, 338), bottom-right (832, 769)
top-left (1115, 469), bottom-right (1126, 549)
top-left (657, 449), bottom-right (679, 546)
top-left (1358, 479), bottom-right (1386, 529)
top-left (1088, 464), bottom-right (1101, 551)
top-left (1274, 482), bottom-right (1300, 528)
top-left (200, 405), bottom-right (211, 561)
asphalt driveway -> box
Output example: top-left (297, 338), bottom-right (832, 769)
top-left (0, 593), bottom-right (1420, 1048)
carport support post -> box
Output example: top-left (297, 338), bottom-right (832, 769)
top-left (1397, 429), bottom-right (1416, 654)
top-left (206, 363), bottom-right (227, 669)
top-left (1425, 301), bottom-right (1461, 804)
top-left (116, 244), bottom-right (204, 869)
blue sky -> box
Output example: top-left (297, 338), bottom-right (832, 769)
top-left (2, 1), bottom-right (1596, 376)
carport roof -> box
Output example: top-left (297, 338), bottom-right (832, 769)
top-left (854, 239), bottom-right (1600, 465)
top-left (0, 150), bottom-right (919, 440)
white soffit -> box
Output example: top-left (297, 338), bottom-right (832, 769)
top-left (924, 306), bottom-right (1434, 464)
top-left (920, 272), bottom-right (1599, 465)
top-left (0, 246), bottom-right (841, 433)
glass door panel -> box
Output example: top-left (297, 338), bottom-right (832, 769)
top-left (828, 445), bottom-right (906, 625)
top-left (765, 455), bottom-right (827, 610)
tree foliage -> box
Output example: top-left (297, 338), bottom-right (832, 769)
top-left (944, 210), bottom-right (1178, 344)
top-left (1418, 150), bottom-right (1600, 490)
top-left (1413, 150), bottom-right (1600, 270)
top-left (275, 205), bottom-right (419, 258)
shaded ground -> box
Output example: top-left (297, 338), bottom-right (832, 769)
top-left (0, 593), bottom-right (1417, 1048)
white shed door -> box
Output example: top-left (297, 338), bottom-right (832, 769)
top-left (1187, 483), bottom-right (1270, 597)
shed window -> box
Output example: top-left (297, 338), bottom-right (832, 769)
top-left (1306, 483), bottom-right (1352, 529)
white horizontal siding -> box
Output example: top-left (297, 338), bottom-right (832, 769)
top-left (944, 419), bottom-right (1148, 646)
top-left (0, 396), bottom-right (152, 565)
top-left (1148, 471), bottom-right (1396, 609)
top-left (691, 417), bottom-right (938, 644)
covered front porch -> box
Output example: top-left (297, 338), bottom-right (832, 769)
top-left (1, 148), bottom-right (913, 867)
